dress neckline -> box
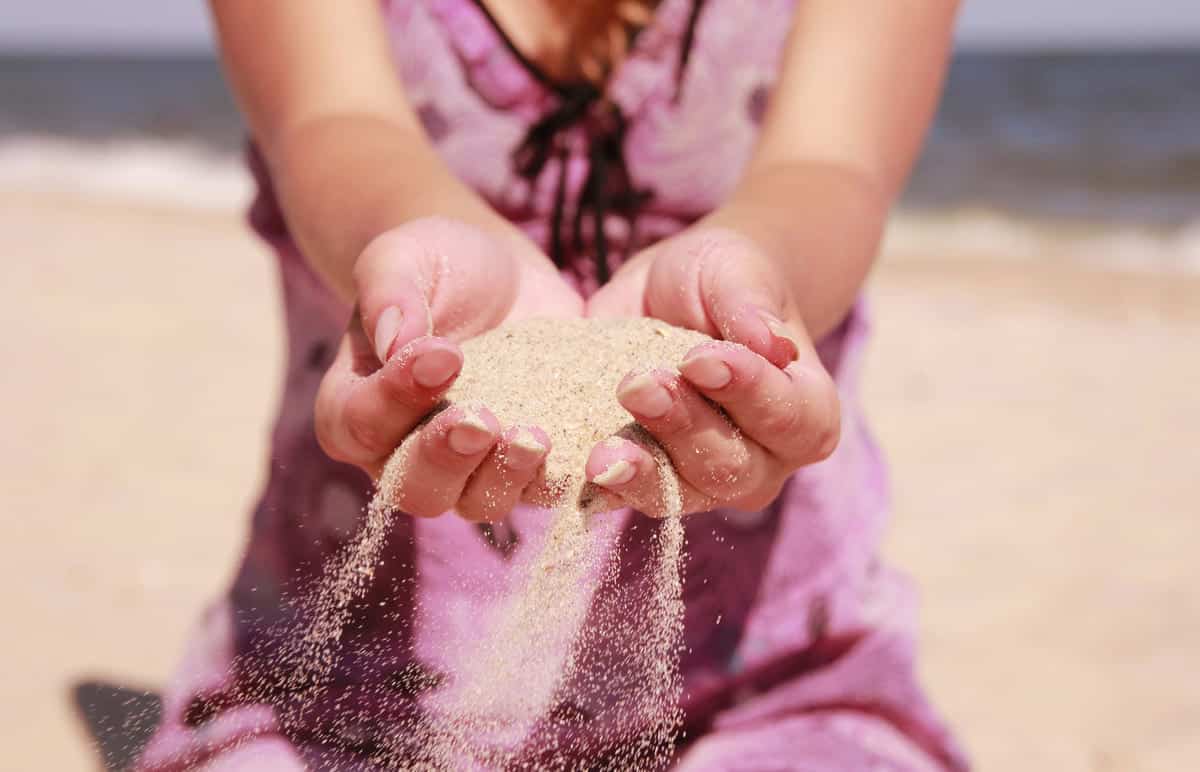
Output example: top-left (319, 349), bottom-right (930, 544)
top-left (449, 0), bottom-right (707, 281)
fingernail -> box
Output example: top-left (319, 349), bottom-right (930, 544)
top-left (374, 306), bottom-right (403, 362)
top-left (413, 347), bottom-right (461, 389)
top-left (509, 427), bottom-right (547, 456)
top-left (761, 311), bottom-right (800, 363)
top-left (592, 459), bottom-right (636, 487)
top-left (503, 428), bottom-right (547, 468)
top-left (618, 373), bottom-right (673, 419)
top-left (448, 412), bottom-right (494, 455)
top-left (680, 353), bottom-right (732, 390)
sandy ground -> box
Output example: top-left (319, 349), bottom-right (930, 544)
top-left (1, 191), bottom-right (1197, 771)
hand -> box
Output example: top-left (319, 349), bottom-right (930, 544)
top-left (585, 227), bottom-right (840, 516)
top-left (315, 216), bottom-right (583, 520)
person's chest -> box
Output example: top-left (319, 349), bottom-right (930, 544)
top-left (472, 0), bottom-right (575, 81)
top-left (383, 0), bottom-right (795, 223)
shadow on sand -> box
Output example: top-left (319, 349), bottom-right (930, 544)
top-left (72, 680), bottom-right (163, 771)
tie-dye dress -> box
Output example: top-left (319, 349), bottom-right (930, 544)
top-left (138, 0), bottom-right (969, 768)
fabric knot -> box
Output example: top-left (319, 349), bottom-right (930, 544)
top-left (512, 83), bottom-right (599, 181)
top-left (468, 0), bottom-right (708, 281)
top-left (513, 83), bottom-right (652, 282)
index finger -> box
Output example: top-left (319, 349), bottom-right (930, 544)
top-left (316, 328), bottom-right (463, 472)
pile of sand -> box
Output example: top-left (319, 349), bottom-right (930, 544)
top-left (430, 317), bottom-right (713, 512)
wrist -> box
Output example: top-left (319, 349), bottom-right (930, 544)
top-left (700, 160), bottom-right (888, 338)
top-left (270, 113), bottom-right (522, 302)
top-left (709, 160), bottom-right (886, 264)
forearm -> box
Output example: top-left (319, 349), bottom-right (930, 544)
top-left (693, 0), bottom-right (956, 339)
top-left (267, 113), bottom-right (524, 302)
top-left (209, 0), bottom-right (540, 303)
top-left (703, 159), bottom-right (888, 339)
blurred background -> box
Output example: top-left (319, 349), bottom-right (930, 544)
top-left (1, 1), bottom-right (1197, 770)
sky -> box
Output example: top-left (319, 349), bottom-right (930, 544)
top-left (0, 0), bottom-right (1198, 53)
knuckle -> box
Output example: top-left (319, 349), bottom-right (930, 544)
top-left (656, 403), bottom-right (696, 435)
top-left (344, 413), bottom-right (390, 458)
top-left (420, 436), bottom-right (471, 472)
top-left (690, 448), bottom-right (755, 497)
top-left (755, 403), bottom-right (805, 442)
top-left (377, 364), bottom-right (425, 407)
top-left (703, 453), bottom-right (750, 488)
top-left (810, 404), bottom-right (842, 462)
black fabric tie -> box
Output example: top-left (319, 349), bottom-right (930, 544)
top-left (513, 83), bottom-right (652, 283)
top-left (468, 0), bottom-right (707, 282)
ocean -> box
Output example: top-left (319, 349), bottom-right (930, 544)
top-left (2, 51), bottom-right (1197, 269)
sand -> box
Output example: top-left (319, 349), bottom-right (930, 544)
top-left (396, 320), bottom-right (694, 768)
top-left (275, 318), bottom-right (699, 768)
top-left (2, 191), bottom-right (1199, 771)
top-left (397, 317), bottom-right (711, 513)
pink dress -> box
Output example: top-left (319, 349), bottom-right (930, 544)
top-left (138, 0), bottom-right (969, 768)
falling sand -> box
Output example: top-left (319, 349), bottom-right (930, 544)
top-left (279, 317), bottom-right (711, 769)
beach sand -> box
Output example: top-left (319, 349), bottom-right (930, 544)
top-left (1, 190), bottom-right (1197, 771)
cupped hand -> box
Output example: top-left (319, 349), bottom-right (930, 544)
top-left (585, 227), bottom-right (840, 516)
top-left (315, 216), bottom-right (582, 520)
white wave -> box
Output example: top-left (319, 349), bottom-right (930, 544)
top-left (885, 207), bottom-right (1200, 275)
top-left (0, 136), bottom-right (251, 212)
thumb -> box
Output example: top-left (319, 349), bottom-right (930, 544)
top-left (646, 228), bottom-right (801, 368)
top-left (701, 251), bottom-right (803, 368)
top-left (355, 217), bottom-right (518, 362)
